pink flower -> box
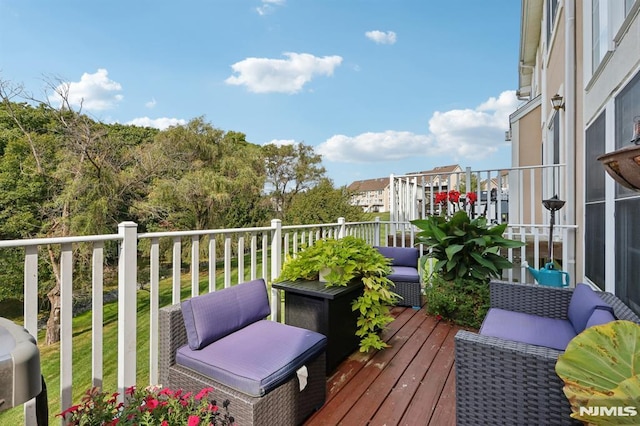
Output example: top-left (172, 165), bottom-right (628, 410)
top-left (188, 415), bottom-right (201, 426)
top-left (145, 398), bottom-right (159, 410)
top-left (161, 421), bottom-right (169, 426)
top-left (195, 387), bottom-right (214, 400)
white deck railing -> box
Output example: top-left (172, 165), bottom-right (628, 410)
top-left (1, 214), bottom-right (574, 425)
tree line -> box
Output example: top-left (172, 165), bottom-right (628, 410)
top-left (0, 78), bottom-right (363, 343)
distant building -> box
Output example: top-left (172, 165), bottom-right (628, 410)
top-left (347, 178), bottom-right (390, 212)
top-left (406, 164), bottom-right (463, 192)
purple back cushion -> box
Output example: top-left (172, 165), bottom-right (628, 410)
top-left (375, 246), bottom-right (419, 267)
top-left (567, 283), bottom-right (614, 334)
top-left (181, 278), bottom-right (271, 350)
top-left (585, 308), bottom-right (616, 329)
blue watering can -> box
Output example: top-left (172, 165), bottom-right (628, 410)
top-left (523, 261), bottom-right (570, 287)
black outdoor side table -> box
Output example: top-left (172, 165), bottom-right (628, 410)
top-left (272, 279), bottom-right (363, 374)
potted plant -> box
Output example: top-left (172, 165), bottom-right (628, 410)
top-left (411, 209), bottom-right (524, 327)
top-left (555, 320), bottom-right (640, 425)
top-left (275, 236), bottom-right (398, 357)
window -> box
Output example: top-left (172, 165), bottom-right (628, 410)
top-left (626, 0), bottom-right (635, 16)
top-left (585, 112), bottom-right (606, 289)
top-left (546, 0), bottom-right (559, 49)
top-left (614, 70), bottom-right (640, 314)
top-left (592, 0), bottom-right (609, 70)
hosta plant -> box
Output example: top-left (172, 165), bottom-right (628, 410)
top-left (411, 210), bottom-right (524, 282)
top-left (555, 320), bottom-right (640, 425)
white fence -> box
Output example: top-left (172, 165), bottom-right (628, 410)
top-left (2, 213), bottom-right (574, 424)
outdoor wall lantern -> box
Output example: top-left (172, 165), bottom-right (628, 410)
top-left (597, 116), bottom-right (640, 192)
top-left (551, 94), bottom-right (565, 111)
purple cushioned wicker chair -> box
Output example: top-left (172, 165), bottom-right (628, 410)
top-left (159, 278), bottom-right (327, 426)
top-left (374, 246), bottom-right (422, 308)
top-left (455, 280), bottom-right (640, 426)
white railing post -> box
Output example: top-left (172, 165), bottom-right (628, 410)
top-left (172, 237), bottom-right (181, 304)
top-left (191, 236), bottom-right (199, 297)
top-left (270, 219), bottom-right (282, 322)
top-left (60, 243), bottom-right (73, 412)
top-left (390, 174), bottom-right (396, 235)
top-left (374, 217), bottom-right (381, 246)
top-left (92, 242), bottom-right (104, 389)
top-left (23, 246), bottom-right (38, 425)
top-left (338, 217), bottom-right (346, 239)
top-left (118, 221), bottom-right (137, 401)
top-left (150, 238), bottom-right (160, 386)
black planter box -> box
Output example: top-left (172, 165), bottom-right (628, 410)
top-left (272, 279), bottom-right (363, 374)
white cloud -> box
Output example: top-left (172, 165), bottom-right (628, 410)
top-left (317, 131), bottom-right (436, 163)
top-left (145, 98), bottom-right (157, 108)
top-left (316, 90), bottom-right (520, 163)
top-left (256, 0), bottom-right (285, 15)
top-left (50, 69), bottom-right (123, 111)
top-left (365, 30), bottom-right (397, 45)
top-left (127, 117), bottom-right (187, 130)
top-left (225, 52), bottom-right (343, 94)
top-left (428, 90), bottom-right (520, 158)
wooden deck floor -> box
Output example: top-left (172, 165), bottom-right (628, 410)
top-left (305, 305), bottom-right (462, 426)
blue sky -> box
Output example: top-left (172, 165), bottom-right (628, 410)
top-left (0, 0), bottom-right (522, 187)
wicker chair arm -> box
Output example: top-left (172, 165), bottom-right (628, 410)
top-left (158, 303), bottom-right (188, 387)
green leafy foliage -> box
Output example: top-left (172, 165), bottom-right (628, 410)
top-left (412, 210), bottom-right (524, 281)
top-left (555, 320), bottom-right (640, 425)
top-left (423, 274), bottom-right (489, 328)
top-left (276, 236), bottom-right (398, 352)
top-left (284, 178), bottom-right (364, 225)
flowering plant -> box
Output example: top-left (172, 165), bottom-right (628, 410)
top-left (58, 385), bottom-right (235, 426)
top-left (434, 190), bottom-right (477, 218)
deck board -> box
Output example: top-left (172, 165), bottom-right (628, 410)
top-left (304, 306), bottom-right (461, 426)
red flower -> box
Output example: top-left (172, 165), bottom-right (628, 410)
top-left (58, 404), bottom-right (81, 418)
top-left (435, 314), bottom-right (443, 321)
top-left (125, 386), bottom-right (136, 396)
top-left (448, 190), bottom-right (460, 203)
top-left (466, 192), bottom-right (477, 204)
top-left (435, 192), bottom-right (448, 204)
top-left (161, 421), bottom-right (169, 426)
top-left (188, 415), bottom-right (201, 426)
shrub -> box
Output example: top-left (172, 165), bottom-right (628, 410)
top-left (424, 274), bottom-right (489, 329)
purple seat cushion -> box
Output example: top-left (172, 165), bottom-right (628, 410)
top-left (375, 246), bottom-right (419, 268)
top-left (181, 278), bottom-right (271, 350)
top-left (176, 320), bottom-right (326, 397)
top-left (585, 308), bottom-right (616, 329)
top-left (567, 283), bottom-right (614, 334)
top-left (388, 266), bottom-right (420, 282)
top-left (480, 308), bottom-right (576, 351)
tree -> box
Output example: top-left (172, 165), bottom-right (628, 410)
top-left (133, 119), bottom-right (266, 231)
top-left (0, 77), bottom-right (157, 343)
top-left (285, 178), bottom-right (364, 225)
top-left (263, 143), bottom-right (325, 219)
